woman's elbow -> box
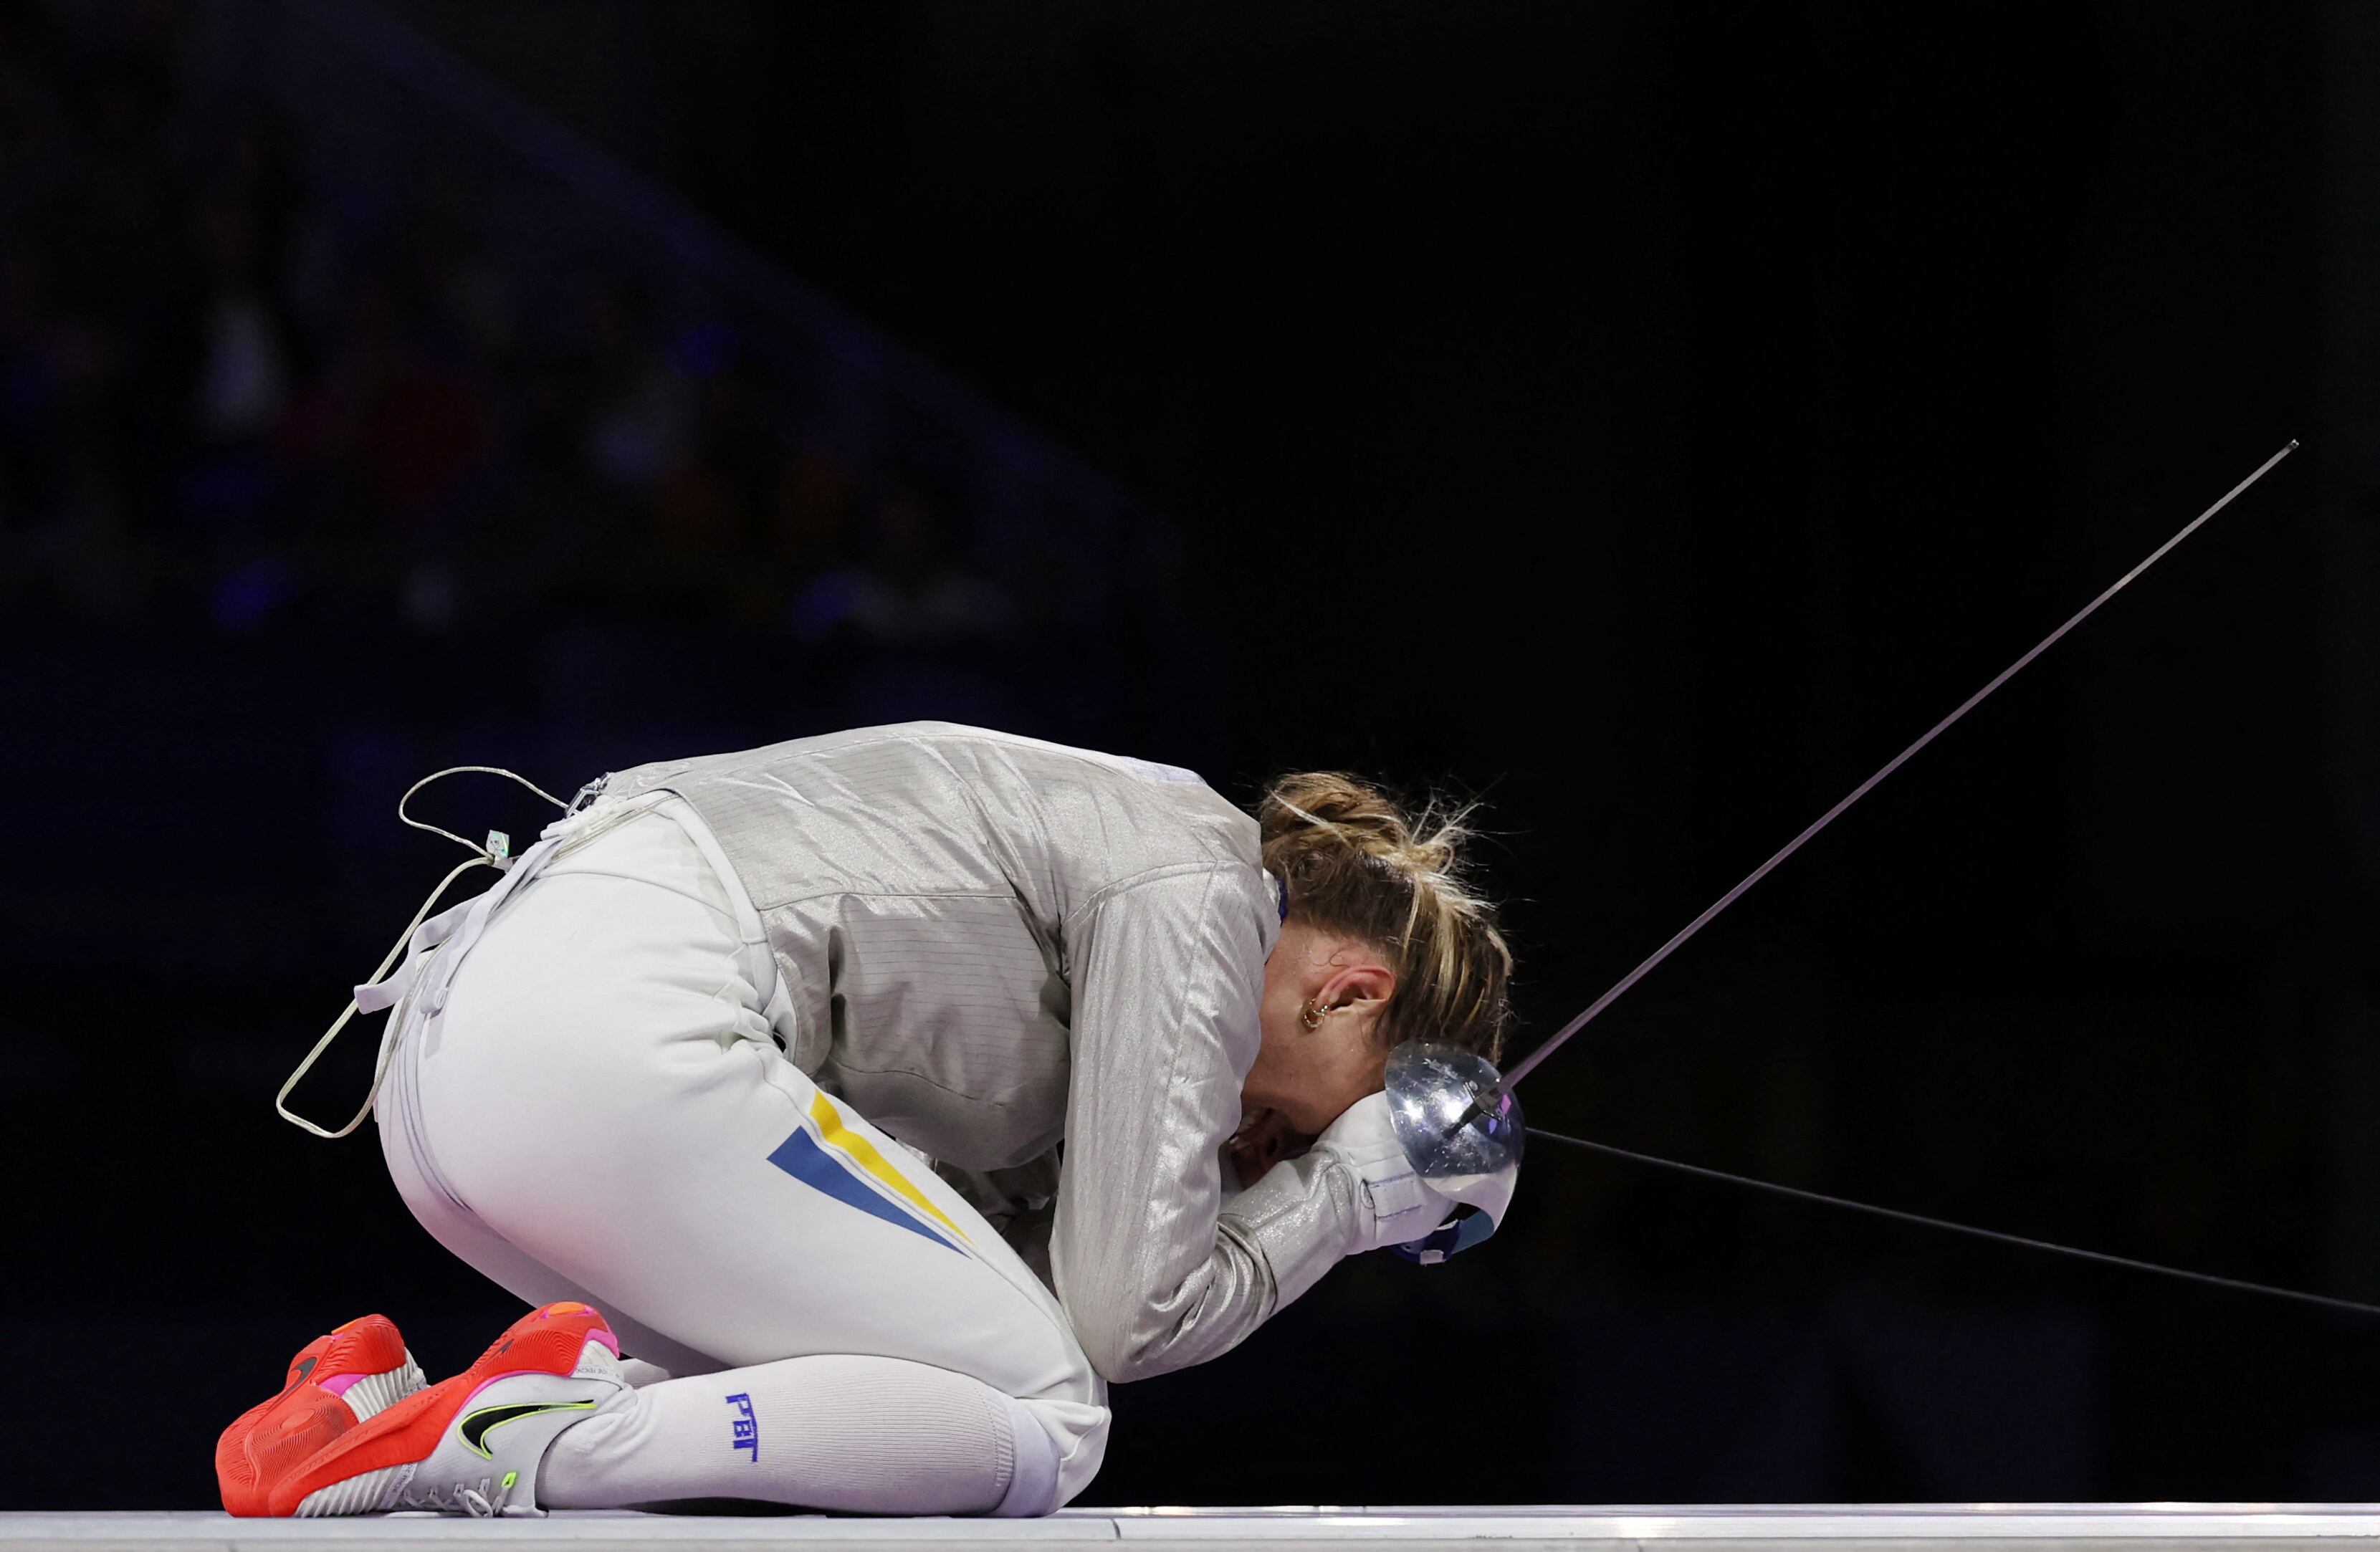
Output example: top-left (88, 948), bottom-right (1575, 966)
top-left (1073, 1311), bottom-right (1195, 1384)
top-left (1076, 1318), bottom-right (1157, 1384)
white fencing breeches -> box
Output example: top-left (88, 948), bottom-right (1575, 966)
top-left (373, 795), bottom-right (1109, 1511)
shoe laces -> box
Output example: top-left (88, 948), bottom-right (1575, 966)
top-left (398, 1476), bottom-right (527, 1518)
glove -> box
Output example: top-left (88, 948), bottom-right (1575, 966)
top-left (1315, 1091), bottom-right (1457, 1254)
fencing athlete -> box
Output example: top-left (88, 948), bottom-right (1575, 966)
top-left (219, 723), bottom-right (1516, 1518)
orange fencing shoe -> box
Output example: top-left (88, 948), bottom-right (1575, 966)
top-left (266, 1301), bottom-right (625, 1518)
top-left (216, 1314), bottom-right (427, 1517)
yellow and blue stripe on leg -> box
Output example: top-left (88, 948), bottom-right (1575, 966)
top-left (766, 1092), bottom-right (974, 1255)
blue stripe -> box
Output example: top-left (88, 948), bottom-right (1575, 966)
top-left (765, 1129), bottom-right (962, 1254)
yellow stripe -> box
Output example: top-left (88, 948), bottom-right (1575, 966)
top-left (806, 1092), bottom-right (972, 1246)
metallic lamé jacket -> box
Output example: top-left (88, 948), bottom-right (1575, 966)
top-left (603, 722), bottom-right (1375, 1382)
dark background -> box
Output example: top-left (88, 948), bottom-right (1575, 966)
top-left (5, 0), bottom-right (2379, 1510)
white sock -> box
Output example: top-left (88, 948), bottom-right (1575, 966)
top-left (535, 1354), bottom-right (1058, 1515)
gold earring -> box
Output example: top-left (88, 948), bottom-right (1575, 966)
top-left (1300, 997), bottom-right (1327, 1030)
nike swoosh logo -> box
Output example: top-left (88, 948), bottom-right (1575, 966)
top-left (282, 1356), bottom-right (319, 1394)
top-left (459, 1400), bottom-right (596, 1457)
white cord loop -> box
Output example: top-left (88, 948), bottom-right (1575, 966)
top-left (397, 765), bottom-right (568, 859)
top-left (277, 767), bottom-right (570, 1140)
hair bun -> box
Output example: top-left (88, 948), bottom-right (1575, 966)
top-left (1261, 771), bottom-right (1471, 877)
top-left (1261, 771), bottom-right (1401, 837)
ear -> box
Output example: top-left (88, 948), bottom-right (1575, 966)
top-left (1317, 957), bottom-right (1395, 1013)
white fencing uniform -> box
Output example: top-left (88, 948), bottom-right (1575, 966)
top-left (371, 724), bottom-right (1428, 1512)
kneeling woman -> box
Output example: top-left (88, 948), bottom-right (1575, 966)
top-left (224, 723), bottom-right (1513, 1517)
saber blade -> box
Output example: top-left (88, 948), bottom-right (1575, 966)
top-left (1498, 438), bottom-right (2300, 1093)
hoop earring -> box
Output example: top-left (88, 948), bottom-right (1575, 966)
top-left (1300, 997), bottom-right (1327, 1031)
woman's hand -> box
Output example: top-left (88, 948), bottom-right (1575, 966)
top-left (1224, 1106), bottom-right (1316, 1189)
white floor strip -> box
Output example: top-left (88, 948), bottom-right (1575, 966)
top-left (12, 1508), bottom-right (2380, 1550)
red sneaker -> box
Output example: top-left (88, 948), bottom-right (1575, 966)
top-left (216, 1314), bottom-right (426, 1517)
top-left (266, 1301), bottom-right (624, 1518)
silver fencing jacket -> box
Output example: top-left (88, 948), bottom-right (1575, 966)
top-left (603, 723), bottom-right (1377, 1381)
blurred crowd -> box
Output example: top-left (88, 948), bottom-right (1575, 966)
top-left (0, 0), bottom-right (1021, 651)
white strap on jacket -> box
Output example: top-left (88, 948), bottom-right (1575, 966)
top-left (1315, 1091), bottom-right (1455, 1255)
top-left (275, 766), bottom-right (578, 1139)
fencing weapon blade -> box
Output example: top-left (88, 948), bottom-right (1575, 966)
top-left (1385, 439), bottom-right (2301, 1240)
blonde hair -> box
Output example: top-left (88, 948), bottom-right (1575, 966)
top-left (1258, 772), bottom-right (1513, 1062)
